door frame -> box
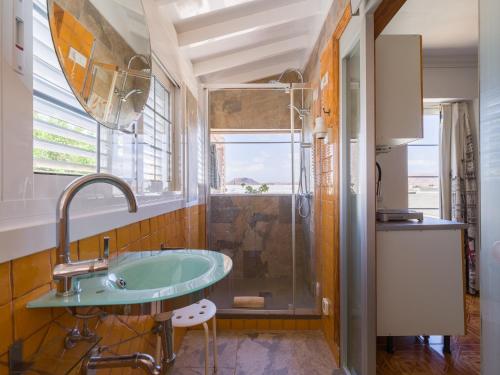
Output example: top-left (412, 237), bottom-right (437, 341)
top-left (338, 1), bottom-right (380, 373)
top-left (339, 14), bottom-right (362, 375)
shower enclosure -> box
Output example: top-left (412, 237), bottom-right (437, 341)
top-left (205, 83), bottom-right (318, 314)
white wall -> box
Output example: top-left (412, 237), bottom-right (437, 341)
top-left (142, 0), bottom-right (198, 97)
top-left (1, 0), bottom-right (34, 202)
top-left (424, 66), bottom-right (478, 100)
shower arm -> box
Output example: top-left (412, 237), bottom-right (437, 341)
top-left (272, 68), bottom-right (312, 218)
top-left (276, 69), bottom-right (304, 84)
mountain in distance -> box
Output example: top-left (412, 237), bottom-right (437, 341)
top-left (227, 177), bottom-right (260, 185)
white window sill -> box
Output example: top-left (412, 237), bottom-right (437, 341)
top-left (0, 193), bottom-right (189, 263)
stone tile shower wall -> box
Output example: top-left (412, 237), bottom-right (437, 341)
top-left (209, 90), bottom-right (292, 130)
top-left (209, 195), bottom-right (307, 283)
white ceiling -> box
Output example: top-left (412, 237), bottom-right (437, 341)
top-left (383, 0), bottom-right (478, 58)
top-left (156, 0), bottom-right (333, 83)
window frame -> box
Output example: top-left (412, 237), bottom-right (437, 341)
top-left (407, 106), bottom-right (441, 214)
top-left (209, 129), bottom-right (302, 195)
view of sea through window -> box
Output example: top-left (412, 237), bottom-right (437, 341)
top-left (408, 111), bottom-right (441, 217)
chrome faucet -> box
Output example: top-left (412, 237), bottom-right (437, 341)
top-left (54, 173), bottom-right (138, 296)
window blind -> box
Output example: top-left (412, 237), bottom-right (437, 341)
top-left (139, 76), bottom-right (173, 194)
top-left (33, 0), bottom-right (98, 175)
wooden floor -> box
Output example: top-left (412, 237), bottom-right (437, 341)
top-left (377, 295), bottom-right (480, 375)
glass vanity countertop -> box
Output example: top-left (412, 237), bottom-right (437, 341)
top-left (28, 249), bottom-right (232, 308)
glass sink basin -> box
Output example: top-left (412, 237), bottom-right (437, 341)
top-left (109, 253), bottom-right (213, 290)
top-left (27, 250), bottom-right (232, 314)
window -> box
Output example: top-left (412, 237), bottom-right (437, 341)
top-left (408, 109), bottom-right (440, 217)
top-left (32, 1), bottom-right (176, 193)
top-left (33, 0), bottom-right (98, 175)
top-left (210, 132), bottom-right (300, 194)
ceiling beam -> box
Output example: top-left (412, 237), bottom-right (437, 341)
top-left (202, 59), bottom-right (303, 84)
top-left (185, 16), bottom-right (315, 61)
top-left (177, 0), bottom-right (320, 47)
top-left (193, 35), bottom-right (309, 77)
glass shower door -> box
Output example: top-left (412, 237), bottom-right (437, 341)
top-left (207, 87), bottom-right (296, 312)
top-left (290, 85), bottom-right (318, 312)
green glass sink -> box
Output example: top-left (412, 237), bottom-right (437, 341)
top-left (109, 252), bottom-right (213, 290)
top-left (27, 250), bottom-right (232, 312)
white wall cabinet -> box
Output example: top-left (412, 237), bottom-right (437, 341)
top-left (376, 35), bottom-right (423, 147)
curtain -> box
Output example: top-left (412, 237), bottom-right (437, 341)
top-left (209, 144), bottom-right (220, 189)
top-left (440, 102), bottom-right (479, 294)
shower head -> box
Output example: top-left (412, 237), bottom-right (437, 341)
top-left (270, 68), bottom-right (304, 84)
top-left (121, 89), bottom-right (143, 102)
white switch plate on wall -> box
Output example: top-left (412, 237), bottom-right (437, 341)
top-left (322, 297), bottom-right (331, 316)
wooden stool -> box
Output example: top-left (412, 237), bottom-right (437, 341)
top-left (172, 299), bottom-right (218, 374)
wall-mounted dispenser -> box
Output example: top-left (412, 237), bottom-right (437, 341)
top-left (314, 117), bottom-right (327, 139)
top-left (13, 0), bottom-right (25, 75)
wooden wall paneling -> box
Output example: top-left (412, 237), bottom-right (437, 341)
top-left (213, 318), bottom-right (322, 331)
top-left (320, 36), bottom-right (339, 362)
top-left (374, 0), bottom-right (407, 38)
top-left (317, 2), bottom-right (352, 364)
top-left (320, 40), bottom-right (334, 126)
top-left (333, 4), bottom-right (353, 40)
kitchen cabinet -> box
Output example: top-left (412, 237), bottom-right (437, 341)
top-left (377, 218), bottom-right (466, 339)
top-left (376, 35), bottom-right (423, 147)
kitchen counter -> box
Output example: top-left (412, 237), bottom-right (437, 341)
top-left (376, 216), bottom-right (468, 231)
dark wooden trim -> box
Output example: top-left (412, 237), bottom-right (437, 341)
top-left (374, 0), bottom-right (407, 39)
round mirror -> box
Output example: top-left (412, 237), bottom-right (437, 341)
top-left (46, 0), bottom-right (152, 130)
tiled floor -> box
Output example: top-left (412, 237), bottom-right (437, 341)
top-left (171, 330), bottom-right (337, 375)
top-left (376, 295), bottom-right (480, 375)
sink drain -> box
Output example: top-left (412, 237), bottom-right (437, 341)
top-left (116, 278), bottom-right (127, 289)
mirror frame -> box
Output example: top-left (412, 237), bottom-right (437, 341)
top-left (45, 0), bottom-right (153, 131)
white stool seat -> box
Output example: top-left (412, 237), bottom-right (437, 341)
top-left (172, 299), bottom-right (217, 328)
top-left (172, 299), bottom-right (218, 375)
